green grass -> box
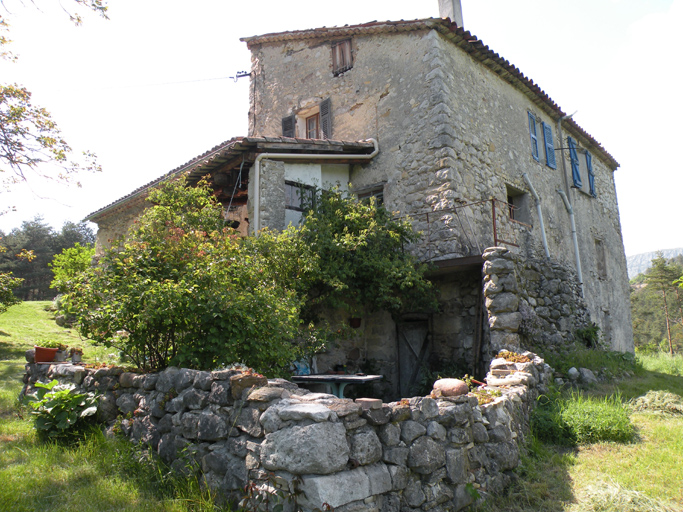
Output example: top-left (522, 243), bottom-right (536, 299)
top-left (3, 303), bottom-right (683, 511)
top-left (479, 348), bottom-right (683, 512)
top-left (0, 301), bottom-right (230, 512)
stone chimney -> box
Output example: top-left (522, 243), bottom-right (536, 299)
top-left (438, 0), bottom-right (463, 27)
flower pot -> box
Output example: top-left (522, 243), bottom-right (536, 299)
top-left (72, 353), bottom-right (82, 363)
top-left (34, 346), bottom-right (59, 363)
top-left (54, 350), bottom-right (67, 362)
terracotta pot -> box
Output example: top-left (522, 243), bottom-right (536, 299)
top-left (34, 346), bottom-right (59, 363)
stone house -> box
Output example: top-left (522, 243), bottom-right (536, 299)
top-left (87, 3), bottom-right (633, 399)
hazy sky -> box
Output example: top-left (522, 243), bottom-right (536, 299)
top-left (0, 0), bottom-right (680, 257)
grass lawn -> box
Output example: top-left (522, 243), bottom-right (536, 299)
top-left (2, 302), bottom-right (682, 511)
top-left (0, 301), bottom-right (226, 512)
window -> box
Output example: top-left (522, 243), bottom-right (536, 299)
top-left (331, 39), bottom-right (353, 75)
top-left (528, 112), bottom-right (539, 161)
top-left (357, 185), bottom-right (384, 206)
top-left (306, 114), bottom-right (319, 139)
top-left (285, 181), bottom-right (314, 211)
top-left (595, 238), bottom-right (607, 279)
top-left (281, 98), bottom-right (332, 139)
top-left (542, 122), bottom-right (556, 169)
top-left (505, 185), bottom-right (531, 225)
top-left (567, 136), bottom-right (582, 188)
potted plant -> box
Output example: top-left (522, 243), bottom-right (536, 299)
top-left (33, 340), bottom-right (61, 363)
top-left (54, 343), bottom-right (69, 362)
top-left (70, 347), bottom-right (83, 363)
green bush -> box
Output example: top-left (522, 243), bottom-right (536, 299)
top-left (533, 392), bottom-right (635, 445)
top-left (22, 379), bottom-right (99, 441)
top-left (64, 179), bottom-right (436, 375)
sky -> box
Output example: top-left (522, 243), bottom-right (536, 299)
top-left (0, 0), bottom-right (680, 257)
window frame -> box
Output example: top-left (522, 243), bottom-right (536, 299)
top-left (542, 121), bottom-right (557, 169)
top-left (285, 181), bottom-right (315, 212)
top-left (331, 39), bottom-right (353, 76)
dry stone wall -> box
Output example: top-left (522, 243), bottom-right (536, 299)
top-left (24, 352), bottom-right (552, 512)
top-left (483, 246), bottom-right (590, 353)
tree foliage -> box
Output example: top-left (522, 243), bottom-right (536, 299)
top-left (64, 179), bottom-right (437, 374)
top-left (0, 1), bottom-right (107, 188)
top-left (0, 217), bottom-right (95, 300)
top-left (631, 253), bottom-right (683, 355)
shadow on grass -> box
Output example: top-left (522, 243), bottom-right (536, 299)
top-left (0, 340), bottom-right (26, 362)
top-left (0, 330), bottom-right (10, 337)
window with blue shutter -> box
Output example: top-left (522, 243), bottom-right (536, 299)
top-left (568, 136), bottom-right (582, 188)
top-left (542, 122), bottom-right (556, 169)
top-left (586, 151), bottom-right (596, 197)
top-left (528, 112), bottom-right (539, 161)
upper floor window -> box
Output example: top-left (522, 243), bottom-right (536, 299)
top-left (332, 39), bottom-right (353, 75)
top-left (528, 112), bottom-right (539, 162)
top-left (357, 185), bottom-right (384, 206)
top-left (282, 98), bottom-right (332, 139)
top-left (567, 137), bottom-right (598, 197)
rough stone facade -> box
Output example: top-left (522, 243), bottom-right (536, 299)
top-left (24, 350), bottom-right (552, 512)
top-left (244, 19), bottom-right (632, 352)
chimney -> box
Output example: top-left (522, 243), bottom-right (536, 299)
top-left (438, 0), bottom-right (463, 27)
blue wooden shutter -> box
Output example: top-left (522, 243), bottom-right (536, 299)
top-left (542, 122), bottom-right (556, 169)
top-left (586, 151), bottom-right (596, 197)
top-left (282, 115), bottom-right (295, 138)
top-left (320, 98), bottom-right (332, 139)
top-left (568, 136), bottom-right (582, 188)
top-left (528, 112), bottom-right (539, 161)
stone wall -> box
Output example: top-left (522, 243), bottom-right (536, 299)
top-left (483, 246), bottom-right (590, 353)
top-left (24, 352), bottom-right (552, 512)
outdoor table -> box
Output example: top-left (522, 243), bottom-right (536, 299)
top-left (291, 374), bottom-right (383, 399)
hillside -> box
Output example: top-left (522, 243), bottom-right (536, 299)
top-left (627, 247), bottom-right (683, 278)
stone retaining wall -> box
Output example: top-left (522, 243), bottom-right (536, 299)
top-left (23, 351), bottom-right (552, 512)
top-left (483, 246), bottom-right (590, 353)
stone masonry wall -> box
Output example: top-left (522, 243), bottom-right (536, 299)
top-left (24, 352), bottom-right (552, 512)
top-left (483, 246), bottom-right (590, 353)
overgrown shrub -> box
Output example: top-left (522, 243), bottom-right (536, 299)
top-left (64, 179), bottom-right (437, 374)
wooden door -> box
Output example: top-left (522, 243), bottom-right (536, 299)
top-left (397, 319), bottom-right (431, 398)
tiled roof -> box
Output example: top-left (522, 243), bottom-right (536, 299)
top-left (242, 18), bottom-right (618, 169)
top-left (85, 137), bottom-right (376, 222)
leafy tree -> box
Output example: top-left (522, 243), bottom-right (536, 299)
top-left (632, 254), bottom-right (683, 355)
top-left (0, 255), bottom-right (22, 313)
top-left (66, 179), bottom-right (303, 372)
top-left (0, 2), bottom-right (107, 188)
top-left (49, 242), bottom-right (95, 295)
top-left (294, 188), bottom-right (438, 320)
top-left (0, 217), bottom-right (95, 300)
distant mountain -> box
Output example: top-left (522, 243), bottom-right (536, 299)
top-left (627, 248), bottom-right (683, 279)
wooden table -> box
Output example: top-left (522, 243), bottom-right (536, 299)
top-left (291, 374), bottom-right (383, 399)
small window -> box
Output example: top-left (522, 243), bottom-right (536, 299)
top-left (357, 185), bottom-right (384, 206)
top-left (542, 122), bottom-right (556, 169)
top-left (285, 181), bottom-right (315, 212)
top-left (595, 238), bottom-right (607, 279)
top-left (505, 185), bottom-right (531, 225)
top-left (332, 39), bottom-right (353, 75)
top-left (281, 97), bottom-right (332, 139)
top-left (528, 112), bottom-right (539, 161)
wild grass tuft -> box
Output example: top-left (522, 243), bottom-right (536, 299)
top-left (636, 351), bottom-right (683, 377)
top-left (532, 392), bottom-right (635, 446)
